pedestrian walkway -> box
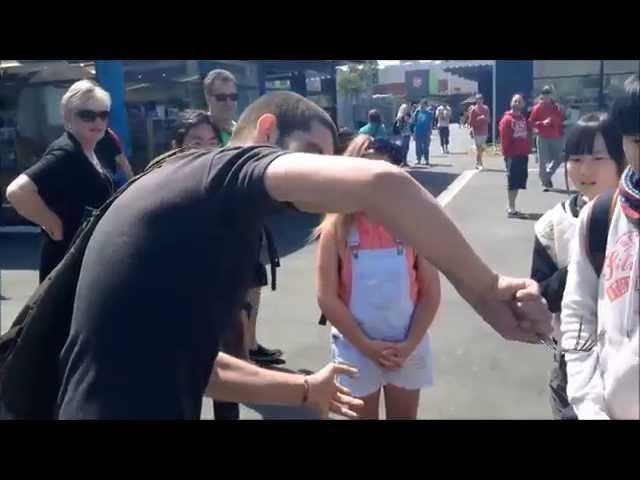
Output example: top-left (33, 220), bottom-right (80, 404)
top-left (423, 153), bottom-right (567, 419)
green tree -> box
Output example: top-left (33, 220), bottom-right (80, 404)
top-left (337, 60), bottom-right (379, 98)
top-left (337, 61), bottom-right (379, 128)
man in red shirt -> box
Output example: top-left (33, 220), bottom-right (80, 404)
top-left (469, 94), bottom-right (491, 170)
top-left (528, 85), bottom-right (564, 189)
top-left (499, 94), bottom-right (531, 217)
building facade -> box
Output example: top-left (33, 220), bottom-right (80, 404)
top-left (1, 60), bottom-right (350, 225)
top-left (374, 60), bottom-right (640, 143)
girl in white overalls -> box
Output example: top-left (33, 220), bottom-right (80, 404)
top-left (315, 135), bottom-right (441, 419)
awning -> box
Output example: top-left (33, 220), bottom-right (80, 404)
top-left (1, 60), bottom-right (95, 81)
top-left (442, 60), bottom-right (495, 71)
top-left (442, 61), bottom-right (494, 83)
top-left (28, 63), bottom-right (94, 84)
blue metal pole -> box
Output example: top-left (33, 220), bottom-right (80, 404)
top-left (95, 60), bottom-right (131, 156)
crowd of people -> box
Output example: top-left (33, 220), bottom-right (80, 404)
top-left (1, 67), bottom-right (637, 420)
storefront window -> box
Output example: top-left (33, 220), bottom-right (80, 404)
top-left (534, 76), bottom-right (600, 113)
top-left (606, 72), bottom-right (639, 105)
top-left (1, 61), bottom-right (95, 222)
top-left (533, 60), bottom-right (639, 118)
top-left (122, 60), bottom-right (205, 171)
top-left (121, 60), bottom-right (261, 171)
top-left (199, 60), bottom-right (260, 115)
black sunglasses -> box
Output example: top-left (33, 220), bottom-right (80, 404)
top-left (76, 109), bottom-right (110, 122)
top-left (212, 93), bottom-right (239, 102)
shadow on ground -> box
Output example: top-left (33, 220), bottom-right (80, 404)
top-left (407, 171), bottom-right (459, 199)
top-left (514, 213), bottom-right (544, 221)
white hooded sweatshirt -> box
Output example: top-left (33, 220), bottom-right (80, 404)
top-left (561, 196), bottom-right (639, 420)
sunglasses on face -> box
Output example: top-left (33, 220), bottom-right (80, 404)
top-left (76, 109), bottom-right (110, 122)
top-left (211, 93), bottom-right (239, 103)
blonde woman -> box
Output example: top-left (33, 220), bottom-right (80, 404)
top-left (6, 79), bottom-right (114, 281)
top-left (315, 135), bottom-right (441, 419)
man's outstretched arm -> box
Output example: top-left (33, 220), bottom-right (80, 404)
top-left (265, 154), bottom-right (551, 342)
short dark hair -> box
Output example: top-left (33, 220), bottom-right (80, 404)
top-left (542, 85), bottom-right (553, 95)
top-left (336, 127), bottom-right (356, 155)
top-left (203, 69), bottom-right (237, 97)
top-left (173, 110), bottom-right (217, 147)
top-left (565, 112), bottom-right (626, 174)
top-left (368, 109), bottom-right (382, 124)
top-left (610, 74), bottom-right (640, 136)
top-left (232, 91), bottom-right (338, 152)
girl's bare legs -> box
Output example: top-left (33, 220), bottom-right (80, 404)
top-left (357, 389), bottom-right (382, 420)
top-left (383, 384), bottom-right (420, 420)
top-left (246, 287), bottom-right (261, 351)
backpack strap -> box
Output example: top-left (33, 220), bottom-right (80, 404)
top-left (0, 147), bottom-right (185, 419)
top-left (587, 188), bottom-right (618, 277)
top-left (318, 253), bottom-right (343, 326)
top-left (262, 224), bottom-right (280, 291)
top-left (67, 148), bottom-right (183, 249)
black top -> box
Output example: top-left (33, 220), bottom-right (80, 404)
top-left (25, 132), bottom-right (114, 279)
top-left (95, 129), bottom-right (122, 175)
top-left (56, 145), bottom-right (290, 419)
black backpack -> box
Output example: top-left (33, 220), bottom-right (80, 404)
top-left (0, 148), bottom-right (182, 419)
top-left (586, 188), bottom-right (619, 278)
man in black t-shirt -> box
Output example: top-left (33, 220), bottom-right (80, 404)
top-left (56, 91), bottom-right (551, 420)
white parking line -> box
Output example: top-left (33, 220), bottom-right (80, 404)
top-left (437, 169), bottom-right (478, 207)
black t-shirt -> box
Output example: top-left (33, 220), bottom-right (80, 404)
top-left (25, 132), bottom-right (114, 276)
top-left (56, 145), bottom-right (290, 419)
top-left (95, 129), bottom-right (122, 175)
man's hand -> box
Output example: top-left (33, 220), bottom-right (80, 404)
top-left (512, 280), bottom-right (553, 337)
top-left (476, 276), bottom-right (551, 343)
top-left (542, 118), bottom-right (552, 127)
top-left (306, 363), bottom-right (364, 419)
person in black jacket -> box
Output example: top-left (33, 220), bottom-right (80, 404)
top-left (95, 128), bottom-right (134, 189)
top-left (5, 80), bottom-right (114, 282)
top-left (530, 113), bottom-right (625, 419)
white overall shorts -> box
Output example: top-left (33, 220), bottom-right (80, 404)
top-left (331, 226), bottom-right (434, 397)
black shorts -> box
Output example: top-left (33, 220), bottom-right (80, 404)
top-left (505, 155), bottom-right (529, 190)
